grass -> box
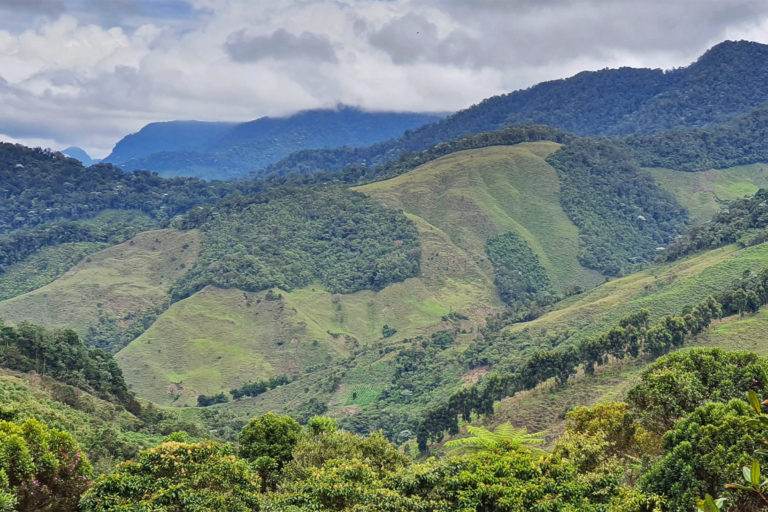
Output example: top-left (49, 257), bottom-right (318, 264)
top-left (0, 242), bottom-right (107, 301)
top-left (505, 242), bottom-right (768, 342)
top-left (355, 143), bottom-right (605, 295)
top-left (646, 163), bottom-right (768, 222)
top-left (0, 229), bottom-right (201, 338)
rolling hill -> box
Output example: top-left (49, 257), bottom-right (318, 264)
top-left (0, 229), bottom-right (201, 352)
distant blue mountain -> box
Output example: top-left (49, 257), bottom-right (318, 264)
top-left (103, 106), bottom-right (444, 180)
top-left (61, 146), bottom-right (99, 166)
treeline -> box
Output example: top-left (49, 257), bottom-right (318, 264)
top-left (0, 321), bottom-right (135, 407)
top-left (0, 215), bottom-right (159, 273)
top-left (662, 188), bottom-right (768, 260)
top-left (198, 374), bottom-right (292, 407)
top-left (624, 102), bottom-right (768, 171)
top-left (230, 374), bottom-right (290, 400)
top-left (170, 185), bottom-right (421, 299)
top-left (415, 266), bottom-right (768, 452)
top-left (0, 144), bottom-right (257, 234)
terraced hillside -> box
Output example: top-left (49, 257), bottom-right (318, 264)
top-left (0, 229), bottom-right (201, 349)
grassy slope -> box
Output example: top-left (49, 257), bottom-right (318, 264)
top-left (117, 214), bottom-right (490, 407)
top-left (0, 242), bottom-right (107, 301)
top-left (505, 242), bottom-right (768, 342)
top-left (647, 163), bottom-right (768, 222)
top-left (117, 142), bottom-right (608, 408)
top-left (355, 143), bottom-right (604, 294)
top-left (0, 229), bottom-right (201, 337)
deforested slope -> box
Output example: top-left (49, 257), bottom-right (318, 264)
top-left (355, 142), bottom-right (605, 295)
top-left (0, 229), bottom-right (201, 351)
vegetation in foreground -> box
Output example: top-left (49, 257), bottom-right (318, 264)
top-left (6, 345), bottom-right (768, 511)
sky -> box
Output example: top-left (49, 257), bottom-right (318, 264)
top-left (1, 0), bottom-right (767, 158)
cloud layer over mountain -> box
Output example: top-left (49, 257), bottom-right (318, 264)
top-left (1, 0), bottom-right (767, 156)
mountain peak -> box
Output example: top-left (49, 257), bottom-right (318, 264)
top-left (61, 146), bottom-right (98, 166)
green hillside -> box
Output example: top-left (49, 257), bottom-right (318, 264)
top-left (647, 163), bottom-right (768, 222)
top-left (355, 142), bottom-right (604, 295)
top-left (116, 141), bottom-right (612, 408)
top-left (117, 213), bottom-right (500, 407)
top-left (0, 229), bottom-right (201, 351)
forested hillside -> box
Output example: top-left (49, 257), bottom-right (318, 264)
top-left (264, 40), bottom-right (768, 178)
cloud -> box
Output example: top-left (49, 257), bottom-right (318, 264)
top-left (1, 0), bottom-right (768, 157)
top-left (224, 28), bottom-right (337, 63)
top-left (0, 0), bottom-right (65, 16)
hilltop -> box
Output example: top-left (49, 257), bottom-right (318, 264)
top-left (265, 40), bottom-right (768, 177)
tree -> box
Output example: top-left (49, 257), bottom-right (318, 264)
top-left (0, 418), bottom-right (91, 512)
top-left (640, 400), bottom-right (764, 512)
top-left (80, 440), bottom-right (260, 511)
top-left (238, 412), bottom-right (301, 492)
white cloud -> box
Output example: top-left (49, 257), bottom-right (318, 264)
top-left (0, 0), bottom-right (767, 157)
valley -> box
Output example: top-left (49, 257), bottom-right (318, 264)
top-left (6, 36), bottom-right (768, 511)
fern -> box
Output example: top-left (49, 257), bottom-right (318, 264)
top-left (445, 422), bottom-right (544, 455)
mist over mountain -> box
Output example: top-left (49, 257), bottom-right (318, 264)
top-left (104, 106), bottom-right (444, 180)
top-left (265, 40), bottom-right (768, 178)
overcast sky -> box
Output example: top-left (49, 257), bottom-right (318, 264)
top-left (1, 0), bottom-right (767, 157)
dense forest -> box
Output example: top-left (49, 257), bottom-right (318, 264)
top-left (170, 185), bottom-right (421, 299)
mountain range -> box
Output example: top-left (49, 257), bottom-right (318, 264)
top-left (102, 106), bottom-right (445, 180)
top-left (6, 39), bottom-right (768, 511)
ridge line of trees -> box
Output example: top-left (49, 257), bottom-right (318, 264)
top-left (416, 266), bottom-right (768, 452)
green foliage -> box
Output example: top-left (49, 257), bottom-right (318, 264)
top-left (239, 413), bottom-right (302, 491)
top-left (230, 374), bottom-right (290, 400)
top-left (381, 324), bottom-right (397, 338)
top-left (0, 143), bottom-right (247, 235)
top-left (548, 138), bottom-right (688, 275)
top-left (284, 429), bottom-right (409, 483)
top-left (663, 189), bottom-right (768, 260)
top-left (486, 231), bottom-right (553, 305)
top-left (627, 348), bottom-right (768, 433)
top-left (171, 186), bottom-right (420, 299)
top-left (196, 392), bottom-right (228, 407)
top-left (0, 418), bottom-right (92, 512)
top-left (79, 440), bottom-right (261, 511)
top-left (553, 402), bottom-right (657, 475)
top-left (0, 321), bottom-right (135, 406)
top-left (640, 399), bottom-right (766, 512)
top-left (444, 422), bottom-right (544, 455)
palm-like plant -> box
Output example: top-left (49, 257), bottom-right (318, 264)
top-left (445, 422), bottom-right (545, 455)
